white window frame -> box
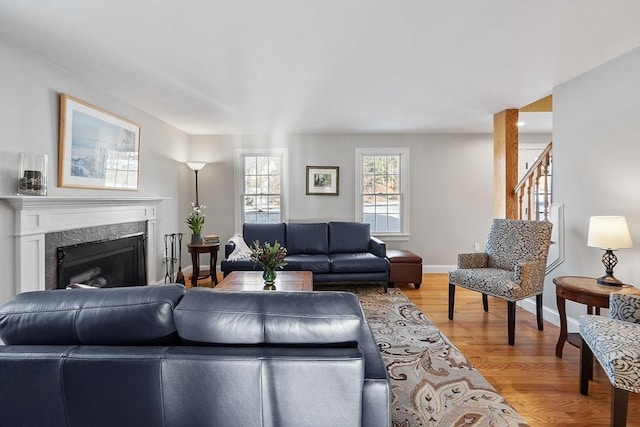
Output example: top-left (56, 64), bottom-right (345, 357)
top-left (234, 148), bottom-right (288, 233)
top-left (355, 147), bottom-right (410, 241)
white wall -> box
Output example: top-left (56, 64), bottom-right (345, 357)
top-left (0, 38), bottom-right (188, 304)
top-left (543, 47), bottom-right (640, 326)
top-left (519, 133), bottom-right (553, 146)
top-left (187, 133), bottom-right (495, 270)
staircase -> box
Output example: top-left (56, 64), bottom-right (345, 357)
top-left (514, 141), bottom-right (553, 221)
top-left (514, 141), bottom-right (562, 273)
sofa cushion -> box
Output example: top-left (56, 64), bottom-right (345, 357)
top-left (284, 254), bottom-right (331, 273)
top-left (286, 223), bottom-right (328, 254)
top-left (0, 284), bottom-right (186, 345)
top-left (330, 253), bottom-right (389, 273)
top-left (221, 258), bottom-right (260, 274)
top-left (174, 289), bottom-right (363, 345)
top-left (329, 222), bottom-right (371, 253)
top-left (243, 223), bottom-right (286, 248)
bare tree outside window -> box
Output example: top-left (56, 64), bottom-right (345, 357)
top-left (361, 153), bottom-right (403, 233)
top-left (242, 155), bottom-right (282, 224)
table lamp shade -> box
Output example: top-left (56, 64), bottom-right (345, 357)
top-left (587, 216), bottom-right (633, 250)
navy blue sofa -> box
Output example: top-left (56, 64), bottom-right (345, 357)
top-left (0, 285), bottom-right (391, 427)
top-left (221, 222), bottom-right (389, 290)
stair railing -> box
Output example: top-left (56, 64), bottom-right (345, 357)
top-left (515, 141), bottom-right (553, 221)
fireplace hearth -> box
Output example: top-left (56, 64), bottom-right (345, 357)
top-left (57, 234), bottom-right (147, 289)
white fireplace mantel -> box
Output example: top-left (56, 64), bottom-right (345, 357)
top-left (1, 195), bottom-right (169, 293)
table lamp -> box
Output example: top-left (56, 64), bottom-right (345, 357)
top-left (587, 216), bottom-right (633, 285)
top-left (185, 162), bottom-right (207, 207)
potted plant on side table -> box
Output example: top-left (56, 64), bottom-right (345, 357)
top-left (186, 202), bottom-right (206, 245)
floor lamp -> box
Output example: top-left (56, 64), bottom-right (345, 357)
top-left (185, 162), bottom-right (207, 206)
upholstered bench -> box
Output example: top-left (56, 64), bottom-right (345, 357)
top-left (387, 249), bottom-right (422, 289)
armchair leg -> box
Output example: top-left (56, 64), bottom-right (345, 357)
top-left (482, 293), bottom-right (488, 312)
top-left (536, 294), bottom-right (544, 331)
top-left (580, 336), bottom-right (593, 395)
top-left (448, 283), bottom-right (455, 320)
top-left (507, 301), bottom-right (516, 346)
top-left (612, 387), bottom-right (629, 427)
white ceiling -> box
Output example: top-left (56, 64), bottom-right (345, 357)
top-left (1, 1), bottom-right (639, 135)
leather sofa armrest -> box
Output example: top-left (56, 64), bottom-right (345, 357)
top-left (457, 252), bottom-right (488, 269)
top-left (224, 242), bottom-right (236, 258)
top-left (369, 237), bottom-right (386, 257)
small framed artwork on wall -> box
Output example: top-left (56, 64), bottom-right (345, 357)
top-left (306, 166), bottom-right (339, 195)
top-left (58, 93), bottom-right (141, 190)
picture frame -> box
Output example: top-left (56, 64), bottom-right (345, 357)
top-left (306, 166), bottom-right (339, 195)
top-left (58, 93), bottom-right (141, 190)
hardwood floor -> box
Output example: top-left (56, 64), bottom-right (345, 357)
top-left (397, 273), bottom-right (640, 427)
top-left (195, 272), bottom-right (639, 426)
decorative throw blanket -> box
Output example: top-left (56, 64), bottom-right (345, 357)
top-left (324, 285), bottom-right (529, 427)
top-left (226, 234), bottom-right (253, 261)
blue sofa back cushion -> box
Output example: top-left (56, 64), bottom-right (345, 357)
top-left (243, 223), bottom-right (286, 248)
top-left (175, 289), bottom-right (363, 346)
top-left (329, 222), bottom-right (371, 253)
top-left (286, 223), bottom-right (329, 254)
top-left (0, 284), bottom-right (186, 345)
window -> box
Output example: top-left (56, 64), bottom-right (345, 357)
top-left (355, 148), bottom-right (409, 238)
top-left (235, 149), bottom-right (287, 230)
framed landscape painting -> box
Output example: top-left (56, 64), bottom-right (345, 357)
top-left (58, 93), bottom-right (141, 190)
top-left (306, 166), bottom-right (339, 195)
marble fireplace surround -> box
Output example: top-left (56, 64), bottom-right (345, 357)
top-left (2, 196), bottom-right (167, 294)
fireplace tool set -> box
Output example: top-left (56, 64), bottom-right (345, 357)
top-left (164, 233), bottom-right (185, 284)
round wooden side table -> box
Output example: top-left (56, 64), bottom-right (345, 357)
top-left (187, 242), bottom-right (220, 287)
top-left (554, 275), bottom-right (627, 358)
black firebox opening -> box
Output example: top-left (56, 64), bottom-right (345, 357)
top-left (57, 233), bottom-right (147, 289)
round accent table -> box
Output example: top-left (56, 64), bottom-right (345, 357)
top-left (187, 242), bottom-right (220, 287)
top-left (554, 275), bottom-right (628, 358)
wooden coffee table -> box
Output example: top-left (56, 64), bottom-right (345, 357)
top-left (215, 271), bottom-right (313, 292)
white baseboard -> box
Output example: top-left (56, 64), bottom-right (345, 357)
top-left (518, 296), bottom-right (580, 332)
top-left (423, 265), bottom-right (456, 273)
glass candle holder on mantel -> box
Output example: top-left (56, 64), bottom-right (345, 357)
top-left (18, 153), bottom-right (48, 196)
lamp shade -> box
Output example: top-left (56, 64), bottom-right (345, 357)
top-left (587, 216), bottom-right (633, 250)
top-left (185, 161), bottom-right (207, 171)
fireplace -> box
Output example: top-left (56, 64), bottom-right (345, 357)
top-left (0, 196), bottom-right (166, 294)
top-left (57, 234), bottom-right (147, 288)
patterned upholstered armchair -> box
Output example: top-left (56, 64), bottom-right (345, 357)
top-left (580, 291), bottom-right (640, 427)
top-left (448, 219), bottom-right (553, 346)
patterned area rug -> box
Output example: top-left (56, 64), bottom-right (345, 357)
top-left (321, 285), bottom-right (529, 427)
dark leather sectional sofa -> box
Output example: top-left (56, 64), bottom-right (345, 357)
top-left (221, 222), bottom-right (389, 290)
top-left (0, 284), bottom-right (390, 427)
